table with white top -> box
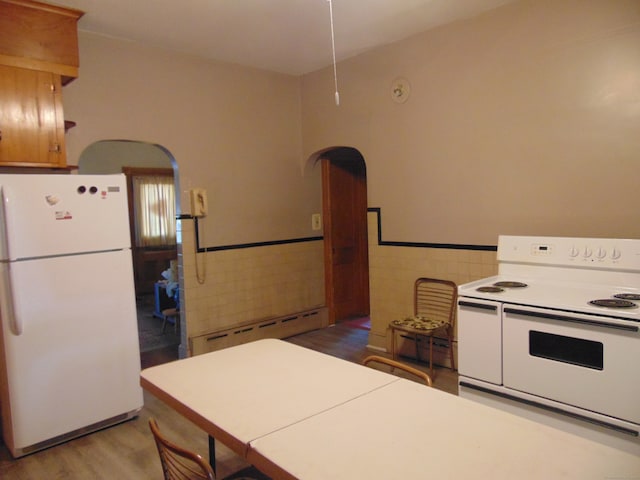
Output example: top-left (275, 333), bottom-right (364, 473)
top-left (247, 379), bottom-right (640, 479)
top-left (140, 338), bottom-right (399, 459)
top-left (141, 339), bottom-right (640, 479)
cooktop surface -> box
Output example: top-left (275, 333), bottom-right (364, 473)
top-left (459, 275), bottom-right (640, 321)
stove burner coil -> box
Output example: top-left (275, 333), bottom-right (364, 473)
top-left (493, 281), bottom-right (528, 288)
top-left (476, 286), bottom-right (504, 293)
top-left (613, 293), bottom-right (640, 301)
top-left (589, 298), bottom-right (638, 309)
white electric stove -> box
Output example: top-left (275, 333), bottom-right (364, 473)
top-left (457, 235), bottom-right (640, 456)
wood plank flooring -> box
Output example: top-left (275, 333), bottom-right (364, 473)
top-left (0, 322), bottom-right (458, 479)
top-left (286, 321), bottom-right (459, 395)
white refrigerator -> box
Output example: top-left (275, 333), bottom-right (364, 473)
top-left (0, 174), bottom-right (143, 457)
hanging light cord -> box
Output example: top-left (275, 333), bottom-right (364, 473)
top-left (327, 0), bottom-right (340, 105)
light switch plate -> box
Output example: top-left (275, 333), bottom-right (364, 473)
top-left (312, 213), bottom-right (322, 230)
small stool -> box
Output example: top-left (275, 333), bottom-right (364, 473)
top-left (160, 308), bottom-right (180, 334)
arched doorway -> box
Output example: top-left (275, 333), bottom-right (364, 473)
top-left (78, 140), bottom-right (181, 361)
top-left (320, 147), bottom-right (370, 324)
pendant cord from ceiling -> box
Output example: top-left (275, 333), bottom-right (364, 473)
top-left (327, 0), bottom-right (340, 106)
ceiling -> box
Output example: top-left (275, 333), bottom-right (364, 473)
top-left (54, 0), bottom-right (518, 75)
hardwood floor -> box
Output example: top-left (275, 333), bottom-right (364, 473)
top-left (0, 321), bottom-right (458, 479)
top-left (286, 321), bottom-right (459, 396)
top-left (140, 344), bottom-right (180, 370)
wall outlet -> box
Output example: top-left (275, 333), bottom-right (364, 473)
top-left (312, 213), bottom-right (322, 231)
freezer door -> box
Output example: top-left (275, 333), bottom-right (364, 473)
top-left (0, 249), bottom-right (143, 452)
top-left (0, 174), bottom-right (131, 260)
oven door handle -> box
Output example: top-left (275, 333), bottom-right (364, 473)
top-left (503, 307), bottom-right (639, 332)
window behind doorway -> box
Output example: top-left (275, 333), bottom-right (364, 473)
top-left (123, 167), bottom-right (177, 294)
top-left (130, 172), bottom-right (176, 247)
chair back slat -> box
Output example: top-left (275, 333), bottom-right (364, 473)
top-left (414, 278), bottom-right (457, 327)
top-left (149, 418), bottom-right (215, 480)
top-left (363, 355), bottom-right (433, 386)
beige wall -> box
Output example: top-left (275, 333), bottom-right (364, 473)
top-left (63, 33), bottom-right (325, 354)
top-left (299, 0), bottom-right (640, 356)
top-left (64, 32), bottom-right (322, 246)
top-left (61, 0), bottom-right (640, 358)
top-left (302, 0), bottom-right (640, 246)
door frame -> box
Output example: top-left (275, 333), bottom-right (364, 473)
top-left (321, 148), bottom-right (370, 325)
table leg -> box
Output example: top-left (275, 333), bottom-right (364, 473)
top-left (209, 435), bottom-right (216, 474)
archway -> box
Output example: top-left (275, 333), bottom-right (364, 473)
top-left (78, 140), bottom-right (182, 362)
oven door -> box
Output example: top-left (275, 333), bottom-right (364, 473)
top-left (502, 304), bottom-right (640, 424)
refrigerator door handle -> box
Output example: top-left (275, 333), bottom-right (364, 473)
top-left (0, 186), bottom-right (13, 260)
top-left (0, 186), bottom-right (21, 335)
top-left (3, 264), bottom-right (22, 335)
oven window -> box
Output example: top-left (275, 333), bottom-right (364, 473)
top-left (529, 331), bottom-right (603, 370)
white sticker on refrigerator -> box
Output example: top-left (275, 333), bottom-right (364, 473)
top-left (45, 195), bottom-right (59, 205)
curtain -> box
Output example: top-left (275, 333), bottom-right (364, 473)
top-left (132, 174), bottom-right (176, 247)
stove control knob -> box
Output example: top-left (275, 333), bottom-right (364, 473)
top-left (583, 247), bottom-right (593, 258)
top-left (596, 247), bottom-right (607, 259)
top-left (569, 246), bottom-right (579, 257)
top-left (611, 248), bottom-right (621, 260)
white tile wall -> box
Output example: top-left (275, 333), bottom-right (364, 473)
top-left (176, 213), bottom-right (496, 358)
top-left (367, 211), bottom-right (497, 352)
top-left (178, 218), bottom-right (325, 354)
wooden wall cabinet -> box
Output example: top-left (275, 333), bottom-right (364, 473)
top-left (0, 0), bottom-right (83, 169)
top-left (0, 0), bottom-right (84, 83)
top-left (0, 65), bottom-right (66, 167)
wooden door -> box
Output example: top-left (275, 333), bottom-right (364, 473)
top-left (322, 149), bottom-right (370, 323)
top-left (0, 65), bottom-right (66, 167)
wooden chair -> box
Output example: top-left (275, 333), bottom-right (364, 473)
top-left (161, 308), bottom-right (180, 334)
top-left (362, 355), bottom-right (432, 386)
top-left (149, 418), bottom-right (214, 480)
top-left (149, 419), bottom-right (270, 480)
top-left (388, 278), bottom-right (457, 378)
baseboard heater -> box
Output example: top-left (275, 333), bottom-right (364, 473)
top-left (189, 307), bottom-right (328, 355)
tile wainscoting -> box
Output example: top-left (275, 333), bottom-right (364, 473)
top-left (175, 213), bottom-right (496, 362)
top-left (177, 218), bottom-right (325, 356)
top-left (366, 211), bottom-right (498, 363)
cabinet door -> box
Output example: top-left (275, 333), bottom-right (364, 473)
top-left (457, 299), bottom-right (502, 384)
top-left (0, 65), bottom-right (66, 168)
